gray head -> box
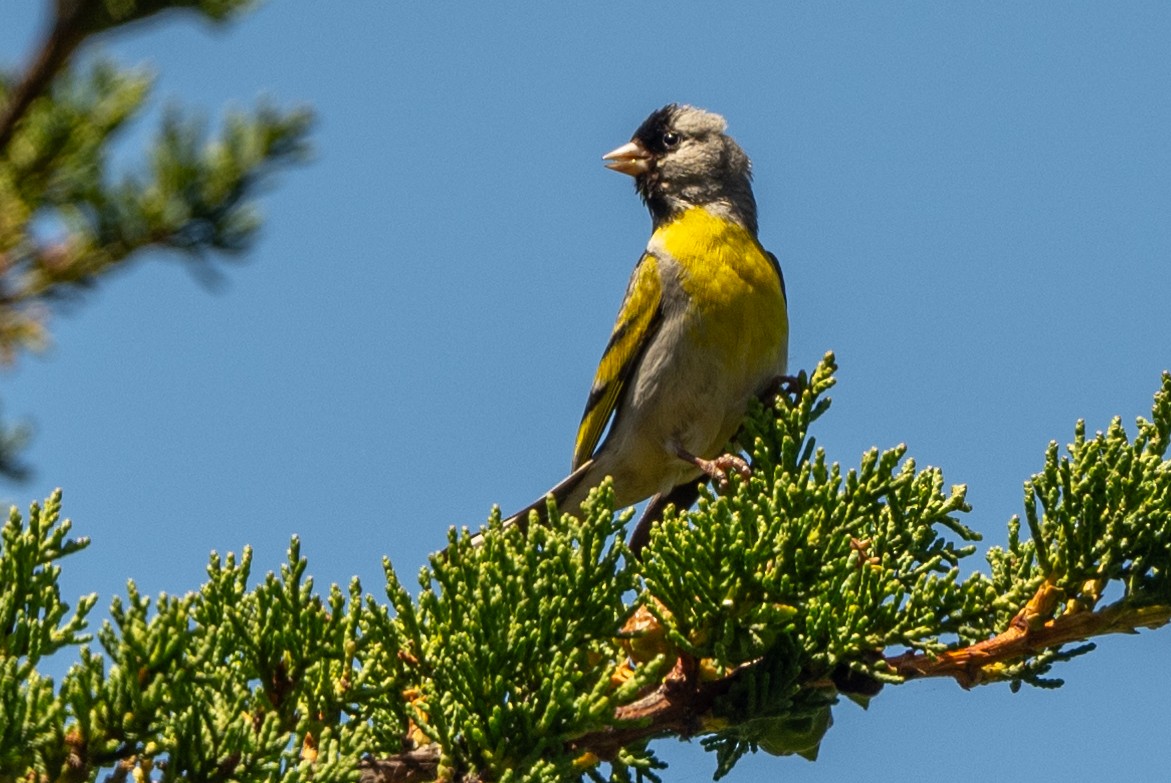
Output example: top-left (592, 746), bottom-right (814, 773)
top-left (603, 104), bottom-right (758, 235)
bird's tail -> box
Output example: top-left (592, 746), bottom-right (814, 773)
top-left (463, 459), bottom-right (597, 549)
top-left (459, 464), bottom-right (707, 557)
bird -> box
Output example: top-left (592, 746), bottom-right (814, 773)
top-left (483, 104), bottom-right (788, 555)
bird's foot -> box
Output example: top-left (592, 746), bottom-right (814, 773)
top-left (675, 447), bottom-right (751, 493)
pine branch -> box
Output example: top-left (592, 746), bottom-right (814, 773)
top-left (0, 2), bottom-right (86, 151)
top-left (0, 0), bottom-right (310, 479)
top-left (0, 0), bottom-right (255, 150)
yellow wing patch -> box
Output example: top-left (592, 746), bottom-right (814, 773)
top-left (572, 252), bottom-right (663, 469)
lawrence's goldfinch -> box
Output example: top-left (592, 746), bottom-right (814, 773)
top-left (497, 104), bottom-right (788, 553)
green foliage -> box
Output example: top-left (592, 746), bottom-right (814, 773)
top-left (0, 491), bottom-right (95, 774)
top-left (1026, 372), bottom-right (1171, 603)
top-left (0, 491), bottom-right (94, 663)
top-left (1, 57), bottom-right (312, 322)
top-left (644, 359), bottom-right (984, 667)
top-left (1, 512), bottom-right (393, 782)
top-left (3, 358), bottom-right (1171, 782)
top-left (982, 371), bottom-right (1171, 688)
top-left (388, 493), bottom-right (667, 781)
top-left (639, 356), bottom-right (991, 773)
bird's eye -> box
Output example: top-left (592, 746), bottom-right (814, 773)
top-left (662, 131), bottom-right (680, 149)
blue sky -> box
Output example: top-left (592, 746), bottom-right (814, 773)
top-left (3, 3), bottom-right (1170, 780)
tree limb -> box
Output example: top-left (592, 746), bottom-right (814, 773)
top-left (356, 657), bottom-right (738, 783)
top-left (0, 1), bottom-right (88, 150)
top-left (887, 594), bottom-right (1171, 688)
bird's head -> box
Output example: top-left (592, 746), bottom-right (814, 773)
top-left (603, 104), bottom-right (757, 234)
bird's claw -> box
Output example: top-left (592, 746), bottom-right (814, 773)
top-left (707, 453), bottom-right (752, 492)
top-left (675, 446), bottom-right (752, 493)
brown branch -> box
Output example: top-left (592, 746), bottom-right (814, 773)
top-left (569, 656), bottom-right (736, 761)
top-left (356, 657), bottom-right (738, 783)
top-left (358, 749), bottom-right (443, 783)
top-left (0, 1), bottom-right (91, 151)
top-left (887, 585), bottom-right (1171, 688)
top-left (2, 0), bottom-right (245, 151)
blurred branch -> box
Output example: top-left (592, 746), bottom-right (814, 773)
top-left (1, 0), bottom-right (250, 149)
top-left (0, 2), bottom-right (87, 151)
top-left (0, 0), bottom-right (308, 480)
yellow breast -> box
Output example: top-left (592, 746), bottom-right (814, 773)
top-left (655, 207), bottom-right (788, 374)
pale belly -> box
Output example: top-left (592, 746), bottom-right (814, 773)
top-left (592, 299), bottom-right (787, 506)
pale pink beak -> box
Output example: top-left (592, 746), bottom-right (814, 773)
top-left (602, 140), bottom-right (652, 177)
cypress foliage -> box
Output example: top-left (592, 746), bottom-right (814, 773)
top-left (3, 355), bottom-right (1170, 781)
